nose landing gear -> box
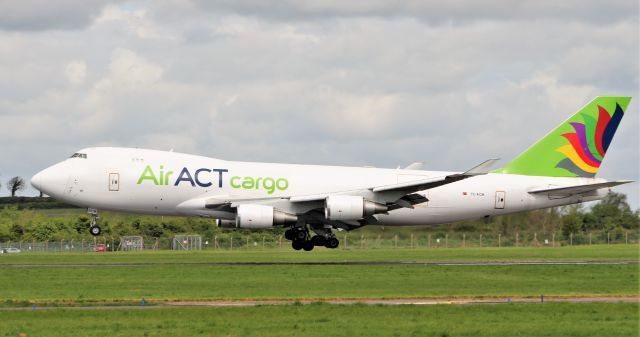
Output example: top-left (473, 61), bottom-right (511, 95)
top-left (88, 208), bottom-right (101, 236)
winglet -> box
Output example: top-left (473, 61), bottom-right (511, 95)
top-left (463, 159), bottom-right (500, 176)
top-left (403, 162), bottom-right (424, 170)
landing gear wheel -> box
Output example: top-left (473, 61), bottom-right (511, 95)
top-left (311, 235), bottom-right (327, 246)
top-left (89, 226), bottom-right (101, 236)
top-left (284, 229), bottom-right (295, 241)
top-left (325, 237), bottom-right (339, 249)
top-left (294, 229), bottom-right (307, 241)
top-left (292, 240), bottom-right (304, 250)
top-left (302, 240), bottom-right (314, 251)
top-left (88, 208), bottom-right (101, 236)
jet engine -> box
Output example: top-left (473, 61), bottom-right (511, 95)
top-left (216, 219), bottom-right (236, 229)
top-left (324, 196), bottom-right (388, 221)
top-left (218, 204), bottom-right (297, 229)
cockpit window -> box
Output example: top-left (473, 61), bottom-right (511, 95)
top-left (70, 153), bottom-right (87, 159)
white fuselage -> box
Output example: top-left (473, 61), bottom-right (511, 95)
top-left (32, 147), bottom-right (607, 226)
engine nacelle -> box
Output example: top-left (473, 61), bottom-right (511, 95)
top-left (324, 196), bottom-right (388, 221)
top-left (216, 219), bottom-right (236, 229)
top-left (234, 204), bottom-right (298, 229)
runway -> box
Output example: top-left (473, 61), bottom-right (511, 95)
top-left (0, 296), bottom-right (637, 311)
top-left (0, 260), bottom-right (637, 268)
top-left (166, 296), bottom-right (640, 307)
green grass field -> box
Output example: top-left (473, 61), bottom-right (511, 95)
top-left (2, 264), bottom-right (637, 305)
top-left (1, 244), bottom-right (638, 265)
top-left (1, 302), bottom-right (638, 337)
top-left (0, 246), bottom-right (637, 306)
top-left (1, 245), bottom-right (637, 337)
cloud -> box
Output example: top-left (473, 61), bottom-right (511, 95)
top-left (167, 0), bottom-right (637, 23)
top-left (101, 48), bottom-right (164, 89)
top-left (0, 0), bottom-right (116, 31)
top-left (65, 61), bottom-right (87, 85)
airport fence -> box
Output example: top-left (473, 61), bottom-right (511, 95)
top-left (0, 230), bottom-right (638, 253)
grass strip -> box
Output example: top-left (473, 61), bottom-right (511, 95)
top-left (0, 245), bottom-right (638, 265)
top-left (1, 302), bottom-right (638, 337)
top-left (1, 264), bottom-right (637, 305)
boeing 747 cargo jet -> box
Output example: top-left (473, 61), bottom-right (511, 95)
top-left (31, 96), bottom-right (633, 251)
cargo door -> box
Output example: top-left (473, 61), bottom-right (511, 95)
top-left (494, 191), bottom-right (506, 209)
top-left (109, 173), bottom-right (120, 191)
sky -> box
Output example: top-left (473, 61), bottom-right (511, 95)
top-left (0, 0), bottom-right (638, 208)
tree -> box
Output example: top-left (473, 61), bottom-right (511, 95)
top-left (6, 176), bottom-right (25, 197)
top-left (561, 205), bottom-right (584, 238)
top-left (585, 192), bottom-right (640, 231)
top-left (10, 224), bottom-right (24, 240)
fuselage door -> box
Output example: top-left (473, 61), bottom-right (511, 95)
top-left (494, 191), bottom-right (506, 209)
top-left (109, 173), bottom-right (120, 191)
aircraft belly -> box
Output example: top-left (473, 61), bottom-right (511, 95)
top-left (376, 207), bottom-right (455, 226)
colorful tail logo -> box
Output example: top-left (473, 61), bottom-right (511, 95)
top-left (555, 103), bottom-right (625, 177)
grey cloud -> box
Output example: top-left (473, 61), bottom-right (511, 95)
top-left (178, 0), bottom-right (637, 23)
top-left (0, 0), bottom-right (116, 31)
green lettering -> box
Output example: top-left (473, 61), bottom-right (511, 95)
top-left (263, 178), bottom-right (275, 194)
top-left (242, 177), bottom-right (255, 189)
top-left (254, 177), bottom-right (263, 189)
top-left (276, 178), bottom-right (288, 190)
top-left (230, 176), bottom-right (242, 188)
top-left (137, 165), bottom-right (159, 185)
top-left (164, 171), bottom-right (173, 185)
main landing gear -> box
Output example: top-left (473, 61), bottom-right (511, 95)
top-left (284, 226), bottom-right (339, 251)
top-left (88, 208), bottom-right (101, 236)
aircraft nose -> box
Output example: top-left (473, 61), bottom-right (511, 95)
top-left (31, 165), bottom-right (68, 197)
top-left (30, 171), bottom-right (44, 190)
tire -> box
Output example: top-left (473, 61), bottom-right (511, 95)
top-left (311, 235), bottom-right (327, 246)
top-left (284, 229), bottom-right (295, 241)
top-left (325, 237), bottom-right (339, 249)
top-left (294, 229), bottom-right (307, 241)
top-left (302, 240), bottom-right (314, 251)
top-left (89, 226), bottom-right (101, 236)
top-left (292, 240), bottom-right (303, 250)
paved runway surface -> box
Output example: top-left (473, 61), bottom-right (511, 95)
top-left (0, 260), bottom-right (637, 268)
top-left (0, 296), bottom-right (637, 311)
top-left (167, 296), bottom-right (640, 307)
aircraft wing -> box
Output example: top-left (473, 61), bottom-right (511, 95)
top-left (289, 159), bottom-right (499, 205)
top-left (178, 159), bottom-right (499, 219)
top-left (528, 180), bottom-right (632, 196)
top-left (403, 162), bottom-right (424, 170)
top-left (373, 159), bottom-right (498, 193)
top-left (176, 194), bottom-right (286, 215)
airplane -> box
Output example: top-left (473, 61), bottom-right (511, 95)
top-left (31, 96), bottom-right (633, 251)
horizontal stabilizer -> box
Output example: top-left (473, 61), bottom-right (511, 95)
top-left (528, 180), bottom-right (632, 195)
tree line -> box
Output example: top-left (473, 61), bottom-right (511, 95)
top-left (0, 192), bottom-right (637, 243)
top-left (559, 192), bottom-right (639, 237)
